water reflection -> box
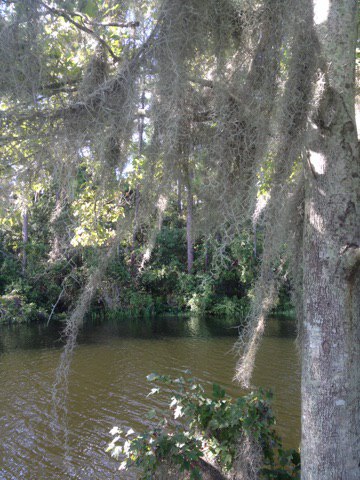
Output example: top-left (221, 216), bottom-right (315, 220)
top-left (0, 316), bottom-right (299, 479)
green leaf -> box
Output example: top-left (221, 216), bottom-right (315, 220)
top-left (146, 409), bottom-right (157, 419)
top-left (146, 373), bottom-right (159, 382)
top-left (212, 383), bottom-right (226, 400)
top-left (79, 0), bottom-right (98, 17)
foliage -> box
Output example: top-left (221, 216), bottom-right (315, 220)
top-left (70, 163), bottom-right (125, 248)
top-left (107, 373), bottom-right (300, 479)
top-left (271, 283), bottom-right (295, 316)
top-left (211, 297), bottom-right (249, 319)
top-left (0, 190), bottom-right (274, 321)
top-left (185, 274), bottom-right (215, 315)
top-left (0, 291), bottom-right (46, 324)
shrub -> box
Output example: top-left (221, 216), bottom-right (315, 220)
top-left (210, 297), bottom-right (249, 318)
top-left (0, 291), bottom-right (46, 323)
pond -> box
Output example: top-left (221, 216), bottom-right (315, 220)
top-left (0, 315), bottom-right (300, 479)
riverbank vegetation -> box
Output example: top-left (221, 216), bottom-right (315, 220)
top-left (0, 183), bottom-right (275, 324)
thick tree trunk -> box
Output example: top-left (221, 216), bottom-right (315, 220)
top-left (302, 2), bottom-right (359, 478)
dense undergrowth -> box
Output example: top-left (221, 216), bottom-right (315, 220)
top-left (0, 192), bottom-right (292, 324)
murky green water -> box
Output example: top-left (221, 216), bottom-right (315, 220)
top-left (0, 316), bottom-right (300, 479)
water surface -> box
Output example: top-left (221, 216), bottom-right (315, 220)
top-left (0, 316), bottom-right (300, 479)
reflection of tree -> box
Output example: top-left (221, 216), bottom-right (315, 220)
top-left (264, 318), bottom-right (297, 339)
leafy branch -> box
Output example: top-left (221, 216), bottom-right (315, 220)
top-left (107, 373), bottom-right (300, 479)
top-left (40, 1), bottom-right (124, 62)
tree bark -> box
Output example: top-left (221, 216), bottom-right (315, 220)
top-left (204, 240), bottom-right (211, 271)
top-left (177, 178), bottom-right (182, 214)
top-left (49, 189), bottom-right (63, 262)
top-left (131, 89), bottom-right (145, 273)
top-left (302, 2), bottom-right (359, 478)
top-left (130, 183), bottom-right (140, 274)
top-left (22, 209), bottom-right (28, 275)
top-left (186, 181), bottom-right (194, 274)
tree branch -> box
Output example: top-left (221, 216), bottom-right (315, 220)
top-left (40, 1), bottom-right (121, 62)
top-left (0, 13), bottom-right (162, 131)
top-left (47, 284), bottom-right (65, 326)
top-left (340, 244), bottom-right (360, 280)
top-left (92, 21), bottom-right (140, 28)
top-left (188, 76), bottom-right (214, 88)
top-left (42, 4), bottom-right (140, 29)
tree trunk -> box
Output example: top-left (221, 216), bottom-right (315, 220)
top-left (130, 183), bottom-right (140, 274)
top-left (131, 89), bottom-right (145, 273)
top-left (204, 240), bottom-right (210, 272)
top-left (177, 178), bottom-right (182, 214)
top-left (186, 181), bottom-right (194, 273)
top-left (302, 2), bottom-right (359, 478)
top-left (49, 189), bottom-right (63, 262)
top-left (22, 209), bottom-right (28, 275)
top-left (253, 222), bottom-right (257, 259)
